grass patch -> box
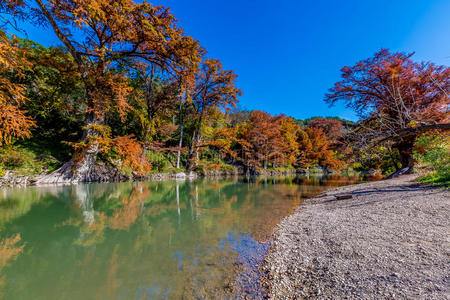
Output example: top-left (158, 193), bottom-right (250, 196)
top-left (418, 169), bottom-right (450, 188)
top-left (414, 134), bottom-right (449, 188)
top-left (0, 142), bottom-right (62, 176)
top-left (193, 159), bottom-right (238, 175)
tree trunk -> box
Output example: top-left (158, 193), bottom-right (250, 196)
top-left (176, 100), bottom-right (184, 169)
top-left (399, 148), bottom-right (414, 170)
top-left (385, 138), bottom-right (415, 179)
top-left (33, 0), bottom-right (106, 184)
top-left (195, 134), bottom-right (201, 166)
top-left (186, 110), bottom-right (204, 172)
top-left (186, 130), bottom-right (196, 172)
top-left (187, 130), bottom-right (202, 172)
top-left (35, 112), bottom-right (105, 184)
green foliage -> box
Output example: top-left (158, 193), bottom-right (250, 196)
top-left (193, 159), bottom-right (238, 175)
top-left (302, 116), bottom-right (354, 126)
top-left (165, 167), bottom-right (186, 174)
top-left (294, 119), bottom-right (304, 128)
top-left (351, 145), bottom-right (400, 175)
top-left (146, 151), bottom-right (173, 173)
top-left (22, 39), bottom-right (85, 144)
top-left (0, 144), bottom-right (61, 176)
top-left (268, 165), bottom-right (296, 173)
top-left (414, 134), bottom-right (450, 187)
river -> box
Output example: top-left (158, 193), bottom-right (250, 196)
top-left (0, 175), bottom-right (362, 299)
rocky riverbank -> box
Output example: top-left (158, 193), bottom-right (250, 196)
top-left (0, 163), bottom-right (242, 186)
top-left (0, 169), bottom-right (237, 186)
top-left (262, 175), bottom-right (449, 299)
top-left (0, 165), bottom-right (340, 186)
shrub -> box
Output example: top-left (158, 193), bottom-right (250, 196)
top-left (146, 151), bottom-right (172, 173)
top-left (414, 133), bottom-right (450, 186)
top-left (112, 135), bottom-right (151, 175)
top-left (0, 144), bottom-right (61, 175)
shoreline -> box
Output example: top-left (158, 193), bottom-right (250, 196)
top-left (0, 170), bottom-right (240, 186)
top-left (260, 175), bottom-right (449, 299)
top-left (0, 168), bottom-right (358, 187)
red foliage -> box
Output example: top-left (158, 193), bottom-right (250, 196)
top-left (308, 118), bottom-right (343, 144)
top-left (325, 49), bottom-right (449, 168)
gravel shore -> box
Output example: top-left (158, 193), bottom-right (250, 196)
top-left (262, 175), bottom-right (449, 299)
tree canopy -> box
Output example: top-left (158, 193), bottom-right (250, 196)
top-left (326, 49), bottom-right (449, 174)
top-left (0, 3), bottom-right (447, 181)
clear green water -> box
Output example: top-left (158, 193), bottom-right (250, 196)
top-left (0, 175), bottom-right (362, 299)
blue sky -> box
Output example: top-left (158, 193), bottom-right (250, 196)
top-left (12, 0), bottom-right (450, 121)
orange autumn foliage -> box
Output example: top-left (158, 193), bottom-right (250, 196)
top-left (206, 163), bottom-right (221, 170)
top-left (193, 59), bottom-right (242, 114)
top-left (237, 111), bottom-right (300, 170)
top-left (113, 135), bottom-right (151, 174)
top-left (326, 49), bottom-right (449, 126)
top-left (41, 0), bottom-right (202, 118)
top-left (66, 124), bottom-right (113, 163)
top-left (2, 0), bottom-right (202, 179)
top-left (206, 126), bottom-right (242, 159)
top-left (0, 30), bottom-right (36, 145)
top-left (0, 234), bottom-right (24, 270)
top-left (276, 115), bottom-right (300, 164)
top-left (298, 127), bottom-right (344, 170)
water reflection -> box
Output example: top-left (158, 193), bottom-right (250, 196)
top-left (0, 234), bottom-right (24, 300)
top-left (0, 175), bottom-right (363, 299)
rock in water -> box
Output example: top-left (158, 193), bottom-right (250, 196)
top-left (175, 172), bottom-right (187, 179)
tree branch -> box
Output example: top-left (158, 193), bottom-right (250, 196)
top-left (375, 123), bottom-right (450, 144)
top-left (33, 0), bottom-right (83, 66)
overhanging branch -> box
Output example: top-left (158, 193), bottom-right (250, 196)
top-left (375, 123), bottom-right (450, 144)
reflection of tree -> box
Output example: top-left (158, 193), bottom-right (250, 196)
top-left (62, 183), bottom-right (153, 246)
top-left (60, 185), bottom-right (107, 246)
top-left (0, 234), bottom-right (24, 299)
top-left (109, 184), bottom-right (150, 231)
